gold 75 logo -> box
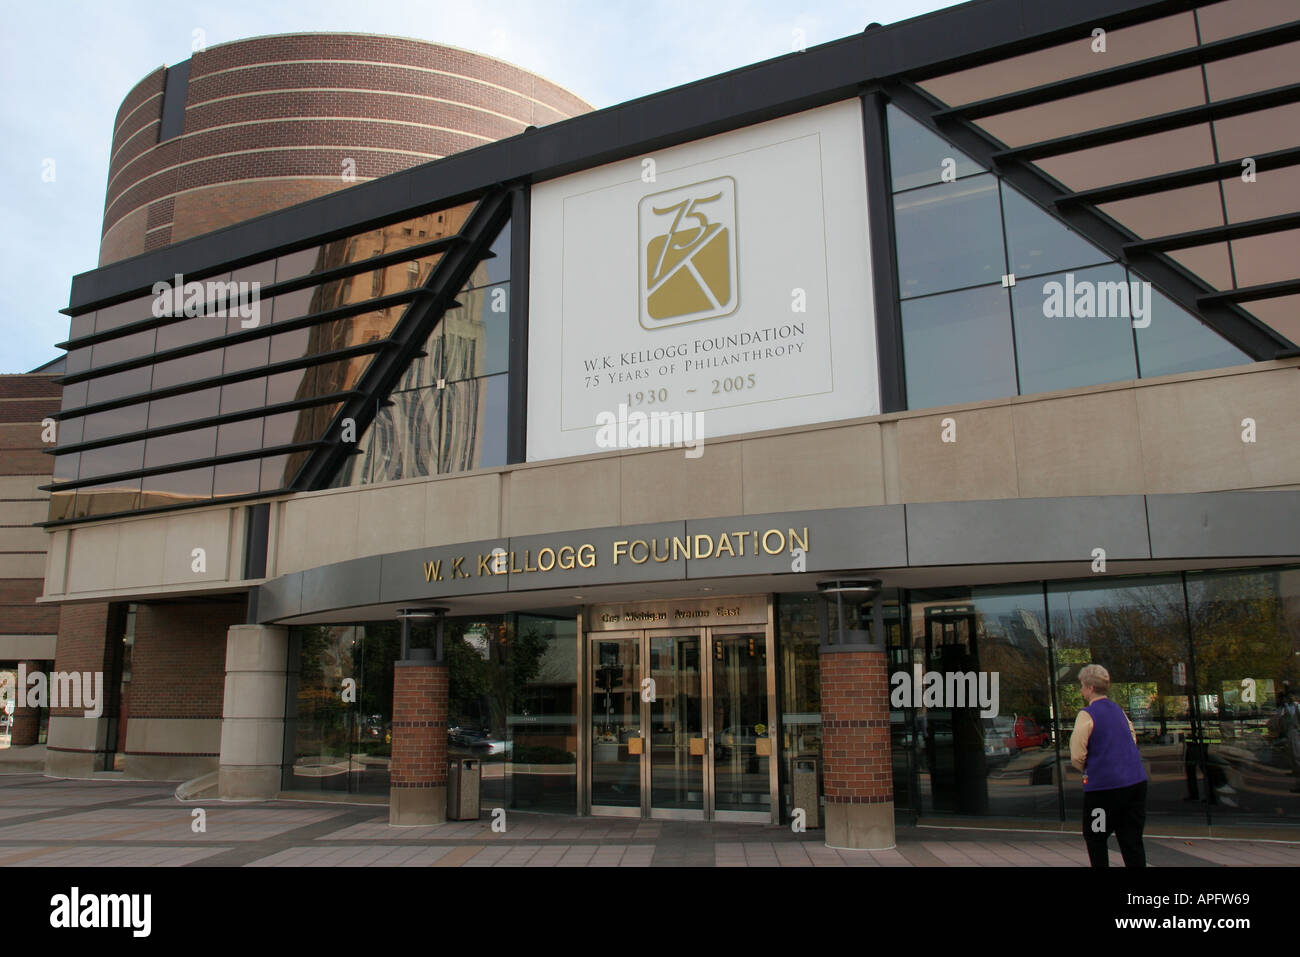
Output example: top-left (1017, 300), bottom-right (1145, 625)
top-left (638, 176), bottom-right (737, 328)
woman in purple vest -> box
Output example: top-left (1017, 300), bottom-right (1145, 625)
top-left (1070, 664), bottom-right (1148, 867)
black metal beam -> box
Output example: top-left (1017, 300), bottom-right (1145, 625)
top-left (506, 183), bottom-right (530, 464)
top-left (935, 19), bottom-right (1300, 121)
top-left (39, 439), bottom-right (325, 493)
top-left (1199, 278), bottom-right (1300, 304)
top-left (1058, 146), bottom-right (1300, 206)
top-left (290, 189), bottom-right (512, 492)
top-left (860, 89), bottom-right (907, 413)
top-left (993, 82), bottom-right (1300, 163)
top-left (47, 390), bottom-right (363, 456)
top-left (1123, 211), bottom-right (1300, 254)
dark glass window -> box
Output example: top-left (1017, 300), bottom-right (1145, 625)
top-left (1213, 102), bottom-right (1300, 162)
top-left (1134, 285), bottom-right (1251, 377)
top-left (216, 418), bottom-right (264, 455)
top-left (894, 175), bottom-right (1006, 298)
top-left (69, 313), bottom-right (94, 341)
top-left (1010, 264), bottom-right (1138, 395)
top-left (902, 284), bottom-right (1017, 408)
top-left (442, 374), bottom-right (508, 471)
top-left (79, 440), bottom-right (145, 479)
top-left (442, 284), bottom-right (510, 381)
top-left (220, 378), bottom-right (267, 415)
top-left (94, 295), bottom-right (154, 334)
top-left (1222, 167), bottom-right (1300, 223)
top-left (87, 367), bottom-right (152, 405)
top-left (1097, 183), bottom-right (1225, 240)
top-left (1196, 0), bottom-right (1299, 42)
top-left (140, 466), bottom-right (214, 509)
top-left (213, 458), bottom-right (262, 498)
top-left (143, 427), bottom-right (217, 469)
top-left (370, 388), bottom-right (441, 482)
top-left (91, 329), bottom-right (156, 368)
top-left (480, 220), bottom-right (512, 286)
top-left (1242, 295), bottom-right (1300, 345)
top-left (64, 348), bottom-right (91, 376)
top-left (82, 403), bottom-right (149, 441)
top-left (1035, 126), bottom-right (1217, 193)
top-left (148, 388), bottom-right (219, 429)
top-left (73, 479), bottom-right (141, 518)
top-left (886, 105), bottom-right (983, 192)
top-left (1204, 40), bottom-right (1300, 101)
top-left (1231, 228), bottom-right (1300, 287)
top-left (1168, 245), bottom-right (1235, 290)
top-left (223, 338), bottom-right (270, 374)
top-left (1001, 184), bottom-right (1110, 278)
top-left (259, 454), bottom-right (294, 491)
top-left (151, 349), bottom-right (224, 390)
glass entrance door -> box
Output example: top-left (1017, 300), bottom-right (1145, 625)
top-left (588, 624), bottom-right (775, 822)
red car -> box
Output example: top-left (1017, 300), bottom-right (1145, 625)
top-left (1014, 716), bottom-right (1050, 749)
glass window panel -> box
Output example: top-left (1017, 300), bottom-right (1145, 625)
top-left (480, 220), bottom-right (511, 286)
top-left (1213, 102), bottom-right (1300, 162)
top-left (1011, 264), bottom-right (1138, 395)
top-left (64, 348), bottom-right (91, 375)
top-left (79, 440), bottom-right (145, 479)
top-left (147, 387), bottom-right (219, 429)
top-left (269, 326), bottom-right (311, 364)
top-left (1231, 228), bottom-right (1300, 286)
top-left (1002, 184), bottom-right (1111, 278)
top-left (259, 453), bottom-right (293, 491)
top-left (264, 409), bottom-right (311, 447)
top-left (1241, 294), bottom-right (1300, 344)
top-left (1205, 40), bottom-right (1300, 101)
top-left (442, 285), bottom-right (510, 381)
top-left (894, 175), bottom-right (1006, 298)
top-left (979, 69), bottom-right (1207, 148)
top-left (224, 261), bottom-right (276, 334)
top-left (51, 452), bottom-right (79, 483)
top-left (1197, 0), bottom-right (1300, 42)
top-left (1047, 576), bottom-right (1197, 824)
top-left (144, 427), bottom-right (217, 469)
top-left (151, 349), bottom-right (224, 390)
top-left (371, 387), bottom-right (441, 483)
top-left (441, 373), bottom-right (508, 472)
top-left (886, 105), bottom-right (983, 192)
top-left (274, 247), bottom-right (323, 284)
top-left (61, 381), bottom-right (88, 411)
top-left (903, 587), bottom-right (1056, 818)
top-left (1222, 166), bottom-right (1300, 223)
top-left (155, 315), bottom-right (223, 352)
top-left (918, 14), bottom-right (1198, 106)
top-left (56, 415), bottom-right (83, 447)
top-left (268, 356), bottom-right (373, 405)
top-left (69, 313), bottom-right (94, 341)
top-left (903, 284), bottom-right (1018, 409)
top-left (1134, 281), bottom-right (1250, 377)
top-left (140, 466), bottom-right (214, 510)
top-left (1168, 244), bottom-right (1236, 290)
top-left (48, 489), bottom-right (76, 522)
top-left (217, 418), bottom-right (264, 455)
top-left (1034, 126), bottom-right (1217, 192)
top-left (220, 378), bottom-right (267, 415)
top-left (94, 295), bottom-right (154, 333)
top-left (268, 285), bottom-right (317, 325)
top-left (213, 458), bottom-right (262, 498)
top-left (90, 329), bottom-right (155, 368)
top-left (1097, 183), bottom-right (1225, 240)
top-left (223, 337), bottom-right (270, 374)
top-left (82, 403), bottom-right (149, 441)
top-left (86, 367), bottom-right (151, 405)
top-left (73, 479), bottom-right (140, 518)
top-left (1184, 567), bottom-right (1300, 824)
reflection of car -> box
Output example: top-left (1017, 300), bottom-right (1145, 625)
top-left (1013, 716), bottom-right (1050, 750)
top-left (360, 714), bottom-right (386, 739)
top-left (983, 718), bottom-right (1016, 763)
top-left (448, 726), bottom-right (513, 756)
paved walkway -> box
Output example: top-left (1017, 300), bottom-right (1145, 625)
top-left (1, 772), bottom-right (1297, 867)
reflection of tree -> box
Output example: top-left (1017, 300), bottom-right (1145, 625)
top-left (446, 618), bottom-right (549, 735)
top-left (1186, 572), bottom-right (1292, 709)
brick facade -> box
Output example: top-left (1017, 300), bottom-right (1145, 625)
top-left (129, 602), bottom-right (244, 721)
top-left (819, 647), bottom-right (895, 848)
top-left (389, 660), bottom-right (449, 825)
top-left (99, 34), bottom-right (593, 265)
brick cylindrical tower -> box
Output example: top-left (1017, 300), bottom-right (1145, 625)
top-left (100, 33), bottom-right (592, 264)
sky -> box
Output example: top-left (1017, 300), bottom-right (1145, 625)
top-left (0, 0), bottom-right (964, 374)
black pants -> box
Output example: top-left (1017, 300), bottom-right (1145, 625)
top-left (1082, 780), bottom-right (1147, 867)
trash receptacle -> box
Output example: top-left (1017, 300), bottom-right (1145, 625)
top-left (792, 758), bottom-right (820, 828)
top-left (447, 757), bottom-right (481, 820)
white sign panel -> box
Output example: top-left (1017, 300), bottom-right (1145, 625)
top-left (527, 99), bottom-right (877, 461)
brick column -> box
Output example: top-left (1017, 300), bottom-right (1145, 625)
top-left (820, 646), bottom-right (894, 849)
top-left (11, 660), bottom-right (42, 746)
top-left (389, 659), bottom-right (448, 826)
